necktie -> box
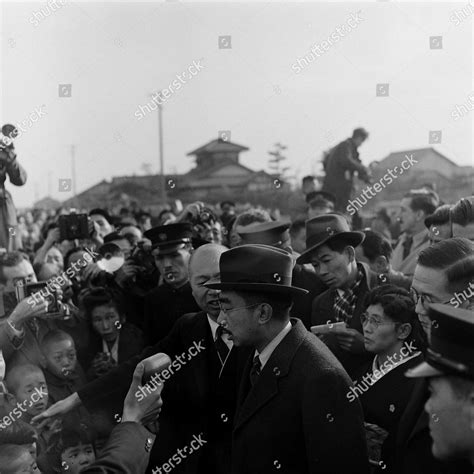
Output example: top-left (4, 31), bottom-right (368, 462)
top-left (402, 235), bottom-right (413, 260)
top-left (215, 325), bottom-right (230, 367)
top-left (249, 355), bottom-right (261, 387)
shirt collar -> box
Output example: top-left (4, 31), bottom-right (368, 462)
top-left (255, 320), bottom-right (292, 370)
top-left (102, 334), bottom-right (120, 363)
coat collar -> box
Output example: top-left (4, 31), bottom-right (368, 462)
top-left (234, 318), bottom-right (307, 432)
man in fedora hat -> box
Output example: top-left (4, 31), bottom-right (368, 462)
top-left (210, 244), bottom-right (368, 474)
top-left (403, 304), bottom-right (474, 473)
top-left (297, 214), bottom-right (378, 377)
top-left (142, 223), bottom-right (200, 345)
top-left (236, 220), bottom-right (326, 329)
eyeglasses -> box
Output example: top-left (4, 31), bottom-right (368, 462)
top-left (218, 301), bottom-right (261, 315)
top-left (410, 288), bottom-right (451, 309)
top-left (360, 312), bottom-right (396, 329)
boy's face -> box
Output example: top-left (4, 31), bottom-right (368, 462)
top-left (44, 338), bottom-right (77, 379)
top-left (5, 449), bottom-right (41, 474)
top-left (61, 443), bottom-right (95, 474)
top-left (12, 371), bottom-right (48, 417)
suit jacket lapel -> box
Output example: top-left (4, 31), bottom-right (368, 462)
top-left (233, 319), bottom-right (306, 432)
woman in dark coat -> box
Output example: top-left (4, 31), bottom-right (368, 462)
top-left (351, 285), bottom-right (427, 470)
top-left (0, 136), bottom-right (27, 250)
top-left (78, 287), bottom-right (145, 380)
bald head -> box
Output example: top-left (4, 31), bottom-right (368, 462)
top-left (189, 244), bottom-right (228, 318)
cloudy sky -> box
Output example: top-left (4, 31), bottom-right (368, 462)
top-left (1, 0), bottom-right (472, 208)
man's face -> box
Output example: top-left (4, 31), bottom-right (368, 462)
top-left (153, 248), bottom-right (191, 288)
top-left (61, 443), bottom-right (95, 474)
top-left (362, 304), bottom-right (399, 353)
top-left (221, 204), bottom-right (235, 216)
top-left (3, 259), bottom-right (37, 293)
top-left (429, 223), bottom-right (451, 244)
top-left (291, 228), bottom-right (306, 255)
top-left (217, 291), bottom-right (260, 347)
top-left (91, 304), bottom-right (121, 343)
top-left (353, 136), bottom-right (366, 148)
top-left (425, 377), bottom-right (474, 461)
top-left (90, 214), bottom-right (113, 239)
top-left (309, 244), bottom-right (354, 289)
top-left (45, 247), bottom-right (64, 270)
top-left (44, 338), bottom-right (77, 379)
top-left (198, 222), bottom-right (223, 245)
top-left (411, 265), bottom-right (452, 338)
top-left (189, 249), bottom-right (222, 318)
top-left (399, 198), bottom-right (419, 234)
top-left (11, 371), bottom-right (48, 418)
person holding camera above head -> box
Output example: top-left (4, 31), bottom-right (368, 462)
top-left (0, 124), bottom-right (27, 252)
top-left (0, 251), bottom-right (72, 369)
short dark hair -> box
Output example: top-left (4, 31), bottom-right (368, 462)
top-left (424, 204), bottom-right (452, 229)
top-left (220, 200), bottom-right (235, 208)
top-left (80, 287), bottom-right (125, 322)
top-left (451, 196), bottom-right (474, 226)
top-left (360, 230), bottom-right (392, 262)
top-left (374, 209), bottom-right (391, 227)
top-left (234, 209), bottom-right (272, 227)
top-left (40, 330), bottom-right (74, 350)
top-left (64, 246), bottom-right (87, 270)
top-left (352, 128), bottom-right (369, 140)
top-left (446, 255), bottom-right (474, 295)
top-left (237, 291), bottom-right (293, 320)
top-left (404, 191), bottom-right (438, 216)
top-left (0, 251), bottom-right (29, 284)
top-left (302, 175), bottom-right (315, 183)
top-left (418, 238), bottom-right (473, 272)
top-left (89, 208), bottom-right (112, 224)
top-left (364, 284), bottom-right (427, 351)
top-left (0, 419), bottom-right (36, 445)
top-left (289, 218), bottom-right (306, 237)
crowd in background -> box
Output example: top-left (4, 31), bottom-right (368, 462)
top-left (0, 127), bottom-right (473, 474)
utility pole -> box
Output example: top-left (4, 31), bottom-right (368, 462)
top-left (71, 144), bottom-right (77, 206)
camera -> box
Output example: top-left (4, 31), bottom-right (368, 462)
top-left (58, 213), bottom-right (89, 241)
top-left (14, 279), bottom-right (61, 316)
top-left (0, 124), bottom-right (18, 164)
top-left (130, 241), bottom-right (155, 275)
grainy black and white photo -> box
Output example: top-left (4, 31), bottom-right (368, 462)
top-left (0, 0), bottom-right (473, 472)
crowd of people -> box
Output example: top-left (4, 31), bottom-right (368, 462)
top-left (0, 128), bottom-right (473, 474)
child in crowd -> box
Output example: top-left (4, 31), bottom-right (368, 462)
top-left (47, 426), bottom-right (97, 474)
top-left (40, 330), bottom-right (87, 406)
top-left (0, 443), bottom-right (42, 473)
top-left (4, 363), bottom-right (60, 473)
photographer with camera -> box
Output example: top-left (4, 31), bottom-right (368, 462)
top-left (0, 125), bottom-right (27, 252)
top-left (0, 251), bottom-right (73, 369)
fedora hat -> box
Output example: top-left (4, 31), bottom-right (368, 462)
top-left (296, 214), bottom-right (365, 265)
top-left (205, 244), bottom-right (308, 296)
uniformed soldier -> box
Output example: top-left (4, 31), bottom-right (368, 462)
top-left (405, 303), bottom-right (474, 473)
top-left (142, 223), bottom-right (200, 345)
